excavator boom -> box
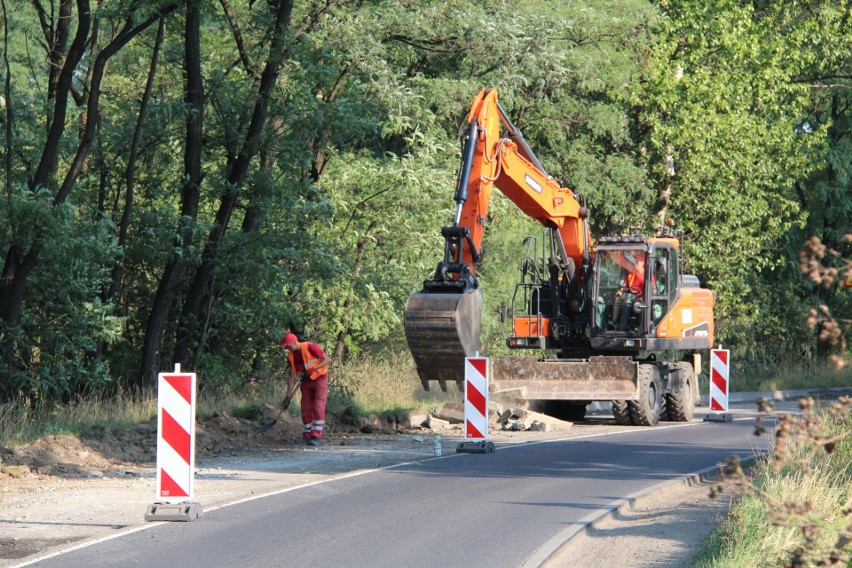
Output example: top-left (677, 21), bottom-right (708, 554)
top-left (404, 89), bottom-right (591, 391)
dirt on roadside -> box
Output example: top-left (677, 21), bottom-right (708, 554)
top-left (0, 403), bottom-right (407, 474)
top-left (0, 405), bottom-right (416, 565)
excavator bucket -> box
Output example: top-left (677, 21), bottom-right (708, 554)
top-left (404, 289), bottom-right (482, 392)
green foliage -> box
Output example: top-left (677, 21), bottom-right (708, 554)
top-left (231, 403), bottom-right (267, 422)
top-left (631, 0), bottom-right (850, 357)
top-left (0, 189), bottom-right (123, 399)
top-left (0, 0), bottom-right (848, 403)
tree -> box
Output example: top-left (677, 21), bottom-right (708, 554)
top-left (170, 0), bottom-right (295, 368)
top-left (629, 0), bottom-right (848, 362)
top-left (139, 0), bottom-right (204, 386)
top-left (0, 0), bottom-right (176, 399)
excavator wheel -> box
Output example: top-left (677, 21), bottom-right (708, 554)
top-left (665, 362), bottom-right (696, 422)
top-left (611, 400), bottom-right (632, 425)
top-left (628, 364), bottom-right (662, 426)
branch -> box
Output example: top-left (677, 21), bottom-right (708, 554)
top-left (54, 3), bottom-right (178, 204)
top-left (32, 0), bottom-right (90, 190)
top-left (383, 34), bottom-right (464, 54)
top-left (29, 0), bottom-right (52, 51)
top-left (340, 187), bottom-right (391, 238)
top-left (296, 0), bottom-right (339, 35)
top-left (218, 0), bottom-right (255, 78)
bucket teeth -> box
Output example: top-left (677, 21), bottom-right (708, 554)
top-left (404, 289), bottom-right (482, 391)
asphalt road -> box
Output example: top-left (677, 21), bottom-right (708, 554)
top-left (28, 417), bottom-right (768, 568)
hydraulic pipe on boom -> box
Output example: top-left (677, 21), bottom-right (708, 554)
top-left (453, 121), bottom-right (479, 226)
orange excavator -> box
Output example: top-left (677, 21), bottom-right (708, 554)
top-left (404, 89), bottom-right (715, 425)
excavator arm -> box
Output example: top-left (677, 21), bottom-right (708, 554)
top-left (454, 89), bottom-right (591, 281)
top-left (404, 89), bottom-right (592, 391)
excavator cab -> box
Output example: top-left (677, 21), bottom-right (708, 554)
top-left (593, 246), bottom-right (650, 335)
top-left (589, 234), bottom-right (714, 353)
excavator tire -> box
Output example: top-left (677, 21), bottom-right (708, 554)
top-left (665, 362), bottom-right (696, 422)
top-left (659, 397), bottom-right (670, 421)
top-left (611, 400), bottom-right (632, 425)
top-left (628, 364), bottom-right (662, 426)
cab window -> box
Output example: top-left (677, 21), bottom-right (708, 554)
top-left (651, 248), bottom-right (671, 325)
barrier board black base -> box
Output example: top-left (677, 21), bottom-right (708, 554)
top-left (456, 441), bottom-right (495, 454)
top-left (145, 501), bottom-right (203, 522)
top-left (703, 413), bottom-right (733, 423)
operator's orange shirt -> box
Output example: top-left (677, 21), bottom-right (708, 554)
top-left (626, 266), bottom-right (645, 293)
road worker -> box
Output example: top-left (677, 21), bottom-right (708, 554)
top-left (612, 252), bottom-right (646, 331)
top-left (280, 333), bottom-right (331, 446)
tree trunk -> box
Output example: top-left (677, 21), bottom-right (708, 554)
top-left (55, 10), bottom-right (170, 206)
top-left (107, 17), bottom-right (166, 304)
top-left (138, 0), bottom-right (203, 386)
top-left (0, 0), bottom-right (90, 327)
top-left (172, 0), bottom-right (294, 365)
top-left (38, 0), bottom-right (73, 129)
top-left (2, 0), bottom-right (12, 201)
top-left (334, 221), bottom-right (375, 363)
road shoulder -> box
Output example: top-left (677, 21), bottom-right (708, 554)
top-left (543, 474), bottom-right (740, 568)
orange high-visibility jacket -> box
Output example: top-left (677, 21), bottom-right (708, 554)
top-left (288, 342), bottom-right (326, 380)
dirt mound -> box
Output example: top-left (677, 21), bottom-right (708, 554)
top-left (0, 406), bottom-right (401, 480)
top-left (0, 434), bottom-right (112, 477)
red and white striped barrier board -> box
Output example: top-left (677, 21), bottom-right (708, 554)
top-left (155, 364), bottom-right (197, 503)
top-left (709, 349), bottom-right (730, 412)
top-left (464, 357), bottom-right (489, 440)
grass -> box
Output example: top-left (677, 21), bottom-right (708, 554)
top-left (327, 351), bottom-right (460, 415)
top-left (0, 389), bottom-right (158, 446)
top-left (728, 362), bottom-right (852, 393)
top-left (693, 400), bottom-right (852, 567)
top-left (1, 354), bottom-right (847, 447)
top-left (0, 353), bottom-right (460, 446)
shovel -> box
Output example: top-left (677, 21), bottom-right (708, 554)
top-left (256, 381), bottom-right (300, 434)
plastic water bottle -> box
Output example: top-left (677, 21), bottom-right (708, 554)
top-left (433, 433), bottom-right (442, 457)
